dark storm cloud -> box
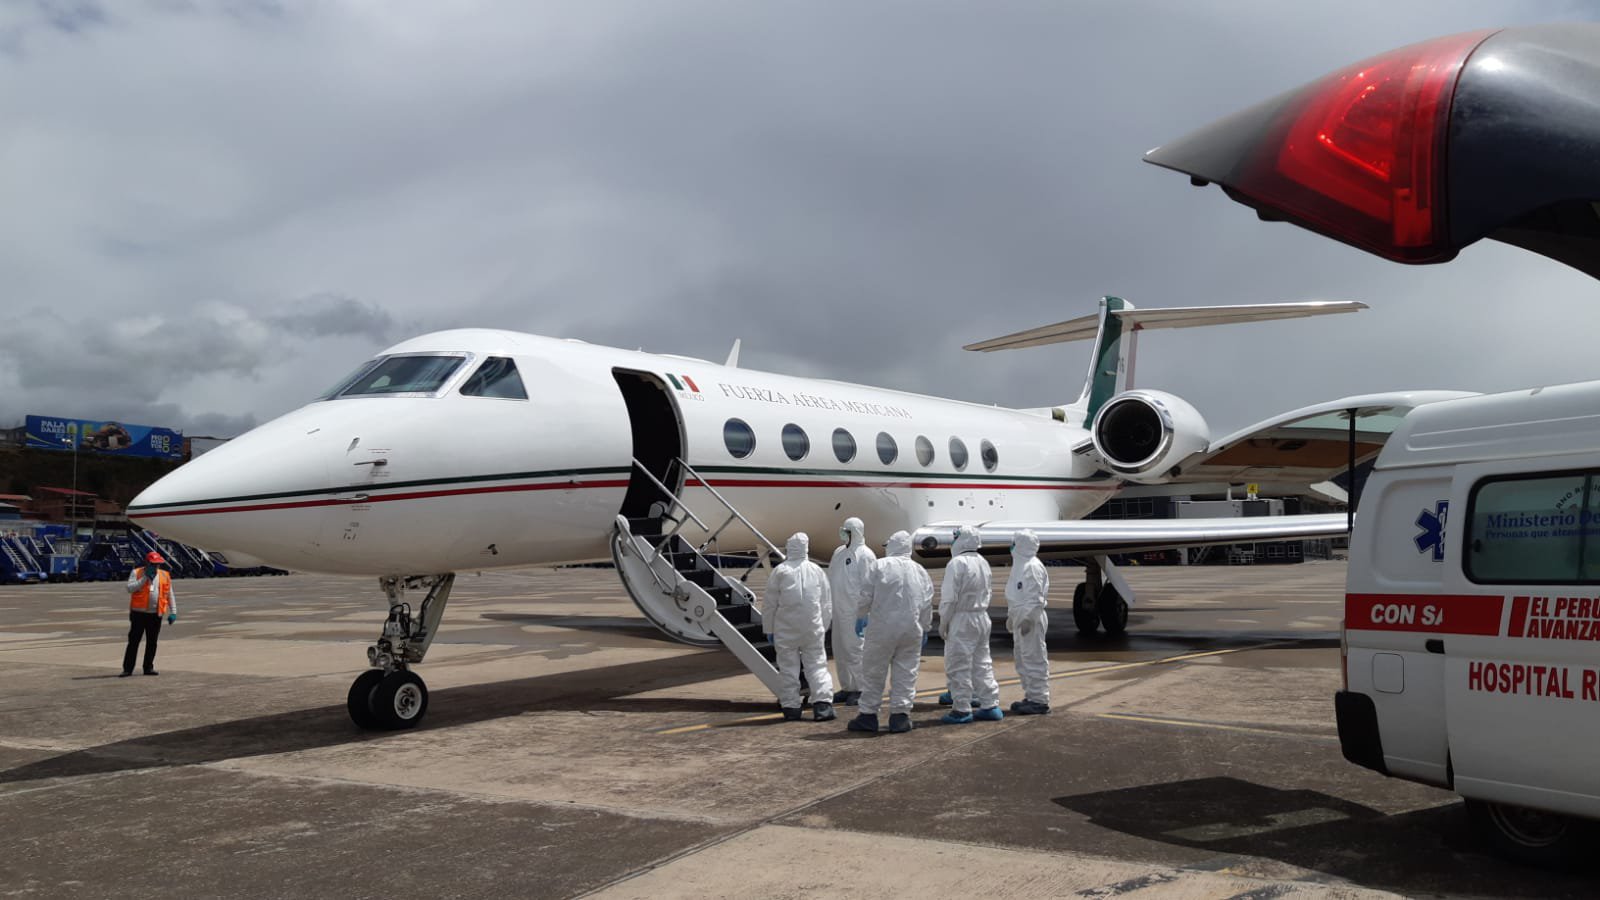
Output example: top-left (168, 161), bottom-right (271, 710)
top-left (0, 1), bottom-right (1595, 439)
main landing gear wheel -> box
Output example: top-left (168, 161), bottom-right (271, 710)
top-left (347, 669), bottom-right (386, 729)
top-left (1099, 585), bottom-right (1129, 636)
top-left (369, 670), bottom-right (429, 730)
top-left (1072, 583), bottom-right (1099, 635)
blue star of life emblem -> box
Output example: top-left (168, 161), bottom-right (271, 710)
top-left (1414, 501), bottom-right (1448, 561)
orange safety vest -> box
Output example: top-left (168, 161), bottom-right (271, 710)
top-left (130, 568), bottom-right (173, 616)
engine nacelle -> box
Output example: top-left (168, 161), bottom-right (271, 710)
top-left (1091, 390), bottom-right (1210, 483)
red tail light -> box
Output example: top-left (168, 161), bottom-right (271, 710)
top-left (1234, 30), bottom-right (1497, 261)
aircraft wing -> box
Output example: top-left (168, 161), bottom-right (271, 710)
top-left (1167, 390), bottom-right (1477, 486)
top-left (911, 514), bottom-right (1351, 562)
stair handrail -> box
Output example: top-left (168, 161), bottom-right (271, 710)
top-left (673, 458), bottom-right (784, 560)
top-left (630, 458), bottom-right (708, 532)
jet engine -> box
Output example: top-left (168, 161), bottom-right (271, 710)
top-left (1091, 390), bottom-right (1210, 483)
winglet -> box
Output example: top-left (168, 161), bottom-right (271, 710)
top-left (725, 339), bottom-right (742, 368)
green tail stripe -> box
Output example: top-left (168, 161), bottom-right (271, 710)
top-left (666, 373), bottom-right (684, 391)
top-left (1083, 296), bottom-right (1126, 423)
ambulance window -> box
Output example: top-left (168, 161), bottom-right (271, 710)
top-left (723, 419), bottom-right (756, 459)
top-left (782, 424), bottom-right (810, 461)
top-left (981, 440), bottom-right (999, 472)
top-left (876, 432), bottom-right (898, 465)
top-left (948, 437), bottom-right (969, 471)
top-left (915, 435), bottom-right (935, 467)
top-left (331, 354), bottom-right (466, 397)
top-left (460, 357), bottom-right (528, 399)
top-left (1465, 472), bottom-right (1600, 584)
top-left (833, 428), bottom-right (857, 463)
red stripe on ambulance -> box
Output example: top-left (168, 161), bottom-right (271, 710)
top-left (1345, 593), bottom-right (1504, 635)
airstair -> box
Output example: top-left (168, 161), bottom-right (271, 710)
top-left (1, 538), bottom-right (45, 583)
top-left (610, 458), bottom-right (789, 699)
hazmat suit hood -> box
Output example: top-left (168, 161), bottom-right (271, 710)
top-left (952, 525), bottom-right (983, 555)
top-left (885, 530), bottom-right (913, 558)
top-left (784, 532), bottom-right (810, 563)
top-left (1011, 529), bottom-right (1041, 560)
top-left (841, 517), bottom-right (866, 549)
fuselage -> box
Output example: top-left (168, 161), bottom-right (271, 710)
top-left (128, 329), bottom-right (1119, 574)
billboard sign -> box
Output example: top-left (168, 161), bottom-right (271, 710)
top-left (25, 415), bottom-right (184, 461)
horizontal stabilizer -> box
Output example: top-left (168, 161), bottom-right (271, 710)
top-left (964, 300), bottom-right (1367, 352)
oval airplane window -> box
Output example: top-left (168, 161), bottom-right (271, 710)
top-left (833, 428), bottom-right (857, 463)
top-left (876, 432), bottom-right (898, 465)
top-left (782, 424), bottom-right (810, 461)
top-left (981, 440), bottom-right (999, 472)
top-left (949, 437), bottom-right (969, 471)
top-left (915, 435), bottom-right (935, 467)
top-left (724, 418), bottom-right (756, 459)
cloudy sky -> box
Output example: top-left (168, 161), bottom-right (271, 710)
top-left (2, 0), bottom-right (1596, 439)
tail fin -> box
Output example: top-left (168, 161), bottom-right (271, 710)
top-left (964, 297), bottom-right (1367, 420)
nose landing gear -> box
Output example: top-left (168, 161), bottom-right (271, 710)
top-left (347, 573), bottom-right (454, 730)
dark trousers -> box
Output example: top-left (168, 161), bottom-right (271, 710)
top-left (123, 611), bottom-right (163, 673)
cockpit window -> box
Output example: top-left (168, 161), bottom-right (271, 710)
top-left (326, 354), bottom-right (467, 398)
top-left (460, 357), bottom-right (528, 399)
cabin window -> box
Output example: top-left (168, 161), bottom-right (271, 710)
top-left (782, 424), bottom-right (810, 461)
top-left (460, 357), bottom-right (528, 399)
top-left (724, 418), bottom-right (756, 459)
top-left (981, 440), bottom-right (999, 472)
top-left (876, 432), bottom-right (898, 465)
top-left (833, 428), bottom-right (856, 463)
top-left (949, 437), bottom-right (969, 471)
top-left (1464, 470), bottom-right (1600, 584)
top-left (915, 435), bottom-right (935, 467)
top-left (326, 353), bottom-right (467, 398)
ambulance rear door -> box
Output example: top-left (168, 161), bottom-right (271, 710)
top-left (1443, 457), bottom-right (1600, 818)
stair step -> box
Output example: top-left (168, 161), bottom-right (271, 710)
top-left (718, 603), bottom-right (752, 625)
top-left (627, 517), bottom-right (664, 537)
top-left (705, 585), bottom-right (733, 604)
top-left (683, 569), bottom-right (716, 587)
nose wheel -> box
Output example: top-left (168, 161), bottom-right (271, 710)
top-left (349, 669), bottom-right (430, 729)
top-left (347, 573), bottom-right (452, 730)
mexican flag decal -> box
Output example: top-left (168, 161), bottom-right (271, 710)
top-left (666, 373), bottom-right (700, 393)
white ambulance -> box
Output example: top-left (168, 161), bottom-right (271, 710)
top-left (1339, 380), bottom-right (1600, 864)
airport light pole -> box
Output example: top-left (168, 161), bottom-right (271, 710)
top-left (60, 435), bottom-right (79, 549)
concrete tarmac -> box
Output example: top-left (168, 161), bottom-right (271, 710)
top-left (0, 561), bottom-right (1588, 898)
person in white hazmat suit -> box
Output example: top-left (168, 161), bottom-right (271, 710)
top-left (847, 530), bottom-right (933, 735)
top-left (940, 525), bottom-right (1004, 723)
top-left (761, 532), bottom-right (836, 721)
top-left (1002, 529), bottom-right (1051, 715)
top-left (828, 517), bottom-right (876, 706)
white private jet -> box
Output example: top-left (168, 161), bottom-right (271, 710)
top-left (128, 297), bottom-right (1470, 729)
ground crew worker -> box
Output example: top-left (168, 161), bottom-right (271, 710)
top-left (828, 517), bottom-right (875, 705)
top-left (1003, 529), bottom-right (1051, 715)
top-left (762, 533), bottom-right (835, 721)
top-left (940, 525), bottom-right (1003, 723)
top-left (848, 531), bottom-right (934, 735)
top-left (123, 551), bottom-right (176, 676)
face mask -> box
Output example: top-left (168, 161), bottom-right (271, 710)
top-left (840, 529), bottom-right (850, 542)
top-left (1009, 543), bottom-right (1016, 553)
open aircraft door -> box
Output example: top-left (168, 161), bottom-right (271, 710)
top-left (611, 369), bottom-right (687, 519)
top-left (1145, 25), bottom-right (1600, 280)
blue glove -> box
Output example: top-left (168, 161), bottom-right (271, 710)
top-left (166, 613), bottom-right (177, 625)
top-left (921, 632), bottom-right (929, 651)
top-left (855, 617), bottom-right (867, 637)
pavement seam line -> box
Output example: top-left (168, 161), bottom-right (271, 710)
top-left (1095, 712), bottom-right (1339, 742)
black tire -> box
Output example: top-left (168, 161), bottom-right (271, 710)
top-left (1099, 585), bottom-right (1129, 635)
top-left (1072, 582), bottom-right (1099, 635)
top-left (370, 670), bottom-right (429, 730)
top-left (346, 669), bottom-right (386, 729)
top-left (1467, 798), bottom-right (1591, 867)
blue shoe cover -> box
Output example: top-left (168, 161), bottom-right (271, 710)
top-left (973, 706), bottom-right (1004, 721)
top-left (941, 710), bottom-right (974, 725)
top-left (938, 691), bottom-right (952, 706)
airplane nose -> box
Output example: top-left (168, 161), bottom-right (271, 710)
top-left (128, 405), bottom-right (340, 565)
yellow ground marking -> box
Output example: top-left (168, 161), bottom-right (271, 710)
top-left (654, 642), bottom-right (1279, 735)
top-left (1097, 711), bottom-right (1336, 740)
